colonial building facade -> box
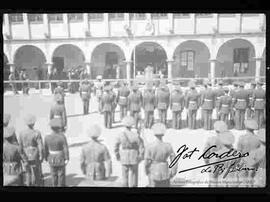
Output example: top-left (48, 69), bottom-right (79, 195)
top-left (3, 13), bottom-right (266, 81)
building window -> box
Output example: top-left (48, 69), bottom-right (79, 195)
top-left (180, 51), bottom-right (195, 71)
top-left (151, 13), bottom-right (168, 19)
top-left (233, 48), bottom-right (249, 74)
top-left (88, 13), bottom-right (104, 21)
top-left (173, 13), bottom-right (190, 18)
top-left (9, 14), bottom-right (23, 23)
top-left (48, 14), bottom-right (63, 22)
top-left (68, 13), bottom-right (83, 22)
top-left (28, 14), bottom-right (43, 23)
top-left (108, 13), bottom-right (124, 20)
top-left (195, 13), bottom-right (213, 17)
top-left (130, 13), bottom-right (146, 20)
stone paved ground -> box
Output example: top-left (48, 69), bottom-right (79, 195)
top-left (4, 88), bottom-right (248, 187)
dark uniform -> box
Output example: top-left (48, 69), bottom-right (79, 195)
top-left (252, 82), bottom-right (265, 129)
top-left (128, 85), bottom-right (143, 129)
top-left (80, 124), bottom-right (112, 181)
top-left (50, 94), bottom-right (67, 130)
top-left (143, 83), bottom-right (156, 129)
top-left (246, 81), bottom-right (256, 119)
top-left (3, 127), bottom-right (25, 186)
top-left (18, 114), bottom-right (43, 186)
top-left (114, 116), bottom-right (144, 187)
top-left (233, 82), bottom-right (249, 130)
top-left (111, 85), bottom-right (117, 123)
top-left (186, 82), bottom-right (200, 129)
top-left (229, 82), bottom-right (239, 127)
top-left (117, 82), bottom-right (130, 120)
top-left (214, 82), bottom-right (225, 120)
top-left (9, 73), bottom-right (18, 95)
top-left (218, 88), bottom-right (232, 127)
top-left (237, 119), bottom-right (260, 187)
top-left (200, 83), bottom-right (215, 130)
top-left (54, 82), bottom-right (65, 105)
top-left (203, 121), bottom-right (227, 187)
top-left (79, 80), bottom-right (92, 114)
top-left (44, 119), bottom-right (69, 187)
top-left (4, 113), bottom-right (19, 145)
top-left (145, 123), bottom-right (177, 187)
top-left (170, 85), bottom-right (185, 129)
top-left (101, 86), bottom-right (115, 128)
top-left (156, 84), bottom-right (170, 126)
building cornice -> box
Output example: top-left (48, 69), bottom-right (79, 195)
top-left (4, 32), bottom-right (265, 44)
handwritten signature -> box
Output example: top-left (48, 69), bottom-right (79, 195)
top-left (169, 144), bottom-right (256, 178)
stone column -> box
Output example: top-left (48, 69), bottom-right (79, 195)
top-left (191, 14), bottom-right (196, 34)
top-left (4, 14), bottom-right (12, 38)
top-left (23, 13), bottom-right (31, 39)
top-left (85, 62), bottom-right (91, 79)
top-left (104, 13), bottom-right (110, 37)
top-left (168, 13), bottom-right (174, 33)
top-left (8, 63), bottom-right (16, 73)
top-left (255, 57), bottom-right (262, 82)
top-left (210, 59), bottom-right (216, 86)
top-left (125, 60), bottom-right (132, 81)
top-left (83, 13), bottom-right (90, 34)
top-left (167, 60), bottom-right (174, 81)
top-left (46, 63), bottom-right (53, 76)
top-left (43, 14), bottom-right (50, 37)
top-left (63, 13), bottom-right (70, 38)
top-left (236, 14), bottom-right (242, 33)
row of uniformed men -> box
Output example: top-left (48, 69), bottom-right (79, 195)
top-left (77, 78), bottom-right (265, 131)
top-left (204, 119), bottom-right (265, 187)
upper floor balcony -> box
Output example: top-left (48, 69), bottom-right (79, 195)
top-left (2, 13), bottom-right (266, 41)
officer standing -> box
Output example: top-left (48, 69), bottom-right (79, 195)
top-left (214, 81), bottom-right (225, 120)
top-left (246, 81), bottom-right (257, 119)
top-left (4, 113), bottom-right (19, 145)
top-left (117, 81), bottom-right (130, 120)
top-left (186, 81), bottom-right (200, 129)
top-left (9, 72), bottom-right (18, 95)
top-left (144, 123), bottom-right (178, 187)
top-left (237, 119), bottom-right (260, 187)
top-left (54, 81), bottom-right (65, 105)
top-left (200, 81), bottom-right (215, 130)
top-left (44, 119), bottom-right (69, 187)
top-left (79, 79), bottom-right (92, 115)
top-left (50, 94), bottom-right (67, 131)
top-left (80, 124), bottom-right (112, 181)
top-left (142, 82), bottom-right (156, 129)
top-left (170, 85), bottom-right (185, 129)
top-left (114, 116), bottom-right (144, 187)
top-left (3, 127), bottom-right (26, 186)
top-left (156, 82), bottom-right (170, 126)
top-left (252, 81), bottom-right (265, 129)
top-left (18, 114), bottom-right (43, 186)
top-left (229, 82), bottom-right (240, 127)
top-left (218, 87), bottom-right (232, 127)
top-left (233, 82), bottom-right (249, 130)
top-left (101, 86), bottom-right (114, 129)
top-left (203, 120), bottom-right (227, 187)
top-left (95, 75), bottom-right (104, 114)
top-left (128, 84), bottom-right (143, 129)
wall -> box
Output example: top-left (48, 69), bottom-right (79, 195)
top-left (49, 22), bottom-right (68, 38)
top-left (69, 22), bottom-right (85, 38)
top-left (242, 14), bottom-right (261, 33)
top-left (130, 20), bottom-right (148, 36)
top-left (30, 23), bottom-right (46, 39)
top-left (89, 21), bottom-right (108, 37)
top-left (196, 16), bottom-right (215, 34)
top-left (152, 18), bottom-right (170, 35)
top-left (218, 15), bottom-right (239, 33)
top-left (109, 20), bottom-right (126, 36)
top-left (174, 17), bottom-right (194, 34)
top-left (11, 23), bottom-right (28, 39)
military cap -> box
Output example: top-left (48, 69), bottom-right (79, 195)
top-left (4, 113), bottom-right (11, 125)
top-left (152, 123), bottom-right (166, 136)
top-left (87, 124), bottom-right (101, 138)
top-left (256, 128), bottom-right (265, 143)
top-left (50, 118), bottom-right (63, 128)
top-left (4, 126), bottom-right (16, 139)
top-left (244, 119), bottom-right (258, 130)
top-left (122, 116), bottom-right (135, 127)
top-left (55, 94), bottom-right (63, 102)
top-left (96, 75), bottom-right (102, 80)
top-left (218, 131), bottom-right (235, 145)
top-left (24, 114), bottom-right (36, 125)
top-left (213, 121), bottom-right (228, 133)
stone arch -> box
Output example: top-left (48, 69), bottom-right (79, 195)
top-left (130, 41), bottom-right (168, 78)
top-left (172, 40), bottom-right (210, 78)
top-left (91, 43), bottom-right (126, 79)
top-left (13, 45), bottom-right (47, 81)
top-left (216, 38), bottom-right (256, 77)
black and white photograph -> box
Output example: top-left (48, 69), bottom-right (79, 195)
top-left (2, 12), bottom-right (266, 188)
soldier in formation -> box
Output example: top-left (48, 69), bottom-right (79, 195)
top-left (18, 114), bottom-right (43, 186)
top-left (246, 81), bottom-right (257, 119)
top-left (95, 75), bottom-right (104, 114)
top-left (117, 81), bottom-right (130, 120)
top-left (101, 85), bottom-right (115, 129)
top-left (170, 85), bottom-right (185, 129)
top-left (144, 123), bottom-right (178, 187)
top-left (79, 79), bottom-right (92, 115)
top-left (54, 81), bottom-right (65, 105)
top-left (80, 124), bottom-right (112, 181)
top-left (142, 82), bottom-right (156, 129)
top-left (156, 82), bottom-right (170, 126)
top-left (218, 87), bottom-right (232, 127)
top-left (214, 80), bottom-right (225, 120)
top-left (114, 116), bottom-right (144, 187)
top-left (44, 119), bottom-right (69, 187)
top-left (252, 81), bottom-right (265, 129)
top-left (50, 94), bottom-right (67, 131)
